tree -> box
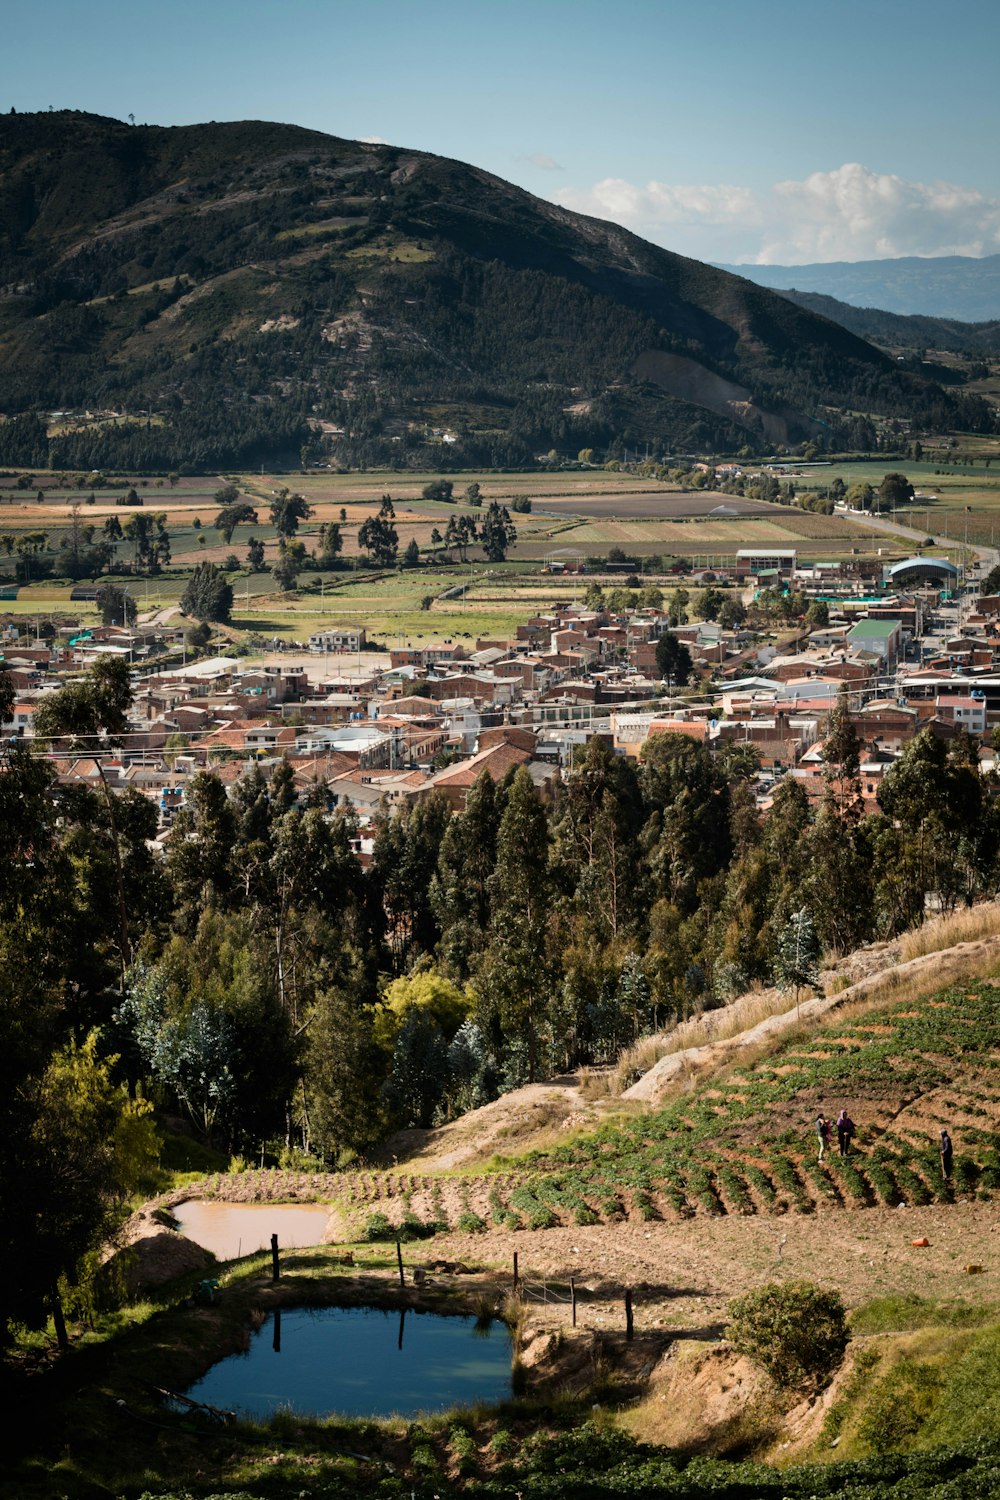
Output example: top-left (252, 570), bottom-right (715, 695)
top-left (34, 658), bottom-right (135, 980)
top-left (269, 489), bottom-right (312, 538)
top-left (422, 480), bottom-right (454, 502)
top-left (5, 1034), bottom-right (157, 1347)
top-left (823, 685), bottom-right (862, 814)
top-left (180, 561), bottom-right (233, 622)
top-left (727, 1282), bottom-right (847, 1391)
top-left (214, 499), bottom-right (258, 544)
top-left (476, 768), bottom-right (553, 1083)
top-left (877, 471), bottom-right (915, 513)
top-left (773, 906), bottom-right (820, 1017)
top-left (272, 539), bottom-right (307, 591)
top-left (122, 511), bottom-right (169, 574)
top-left (315, 522), bottom-right (343, 569)
top-left (357, 496), bottom-right (398, 566)
top-left (480, 501), bottom-right (517, 562)
top-left (668, 587), bottom-right (689, 626)
top-left (444, 512), bottom-right (477, 562)
top-left (465, 482), bottom-right (482, 506)
top-left (805, 599), bottom-right (829, 628)
top-left (95, 582), bottom-right (136, 627)
top-left (696, 586), bottom-right (725, 621)
top-left (246, 535), bottom-right (265, 571)
top-left (655, 631), bottom-right (693, 686)
top-left (402, 538), bottom-right (421, 568)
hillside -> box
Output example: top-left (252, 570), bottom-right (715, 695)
top-left (297, 918), bottom-right (1000, 1239)
top-left (717, 253), bottom-right (1000, 322)
top-left (772, 288), bottom-right (1000, 357)
top-left (0, 110), bottom-right (991, 472)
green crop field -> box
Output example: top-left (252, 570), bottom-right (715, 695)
top-left (330, 976), bottom-right (1000, 1237)
top-left (0, 464), bottom-right (969, 649)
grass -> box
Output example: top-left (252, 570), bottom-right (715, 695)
top-left (898, 903), bottom-right (1000, 961)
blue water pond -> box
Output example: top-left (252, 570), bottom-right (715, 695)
top-left (184, 1304), bottom-right (512, 1419)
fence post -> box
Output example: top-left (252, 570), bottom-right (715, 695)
top-left (624, 1289), bottom-right (634, 1341)
top-left (570, 1277), bottom-right (577, 1328)
top-left (270, 1233), bottom-right (280, 1283)
top-left (396, 1238), bottom-right (405, 1289)
top-left (513, 1251), bottom-right (519, 1296)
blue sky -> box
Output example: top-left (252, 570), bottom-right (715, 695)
top-left (8, 0), bottom-right (1000, 263)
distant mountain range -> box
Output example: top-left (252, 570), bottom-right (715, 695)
top-left (0, 111), bottom-right (993, 472)
top-left (772, 290), bottom-right (1000, 357)
top-left (717, 255), bottom-right (1000, 323)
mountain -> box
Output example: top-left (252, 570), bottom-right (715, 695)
top-left (0, 111), bottom-right (993, 472)
top-left (769, 288), bottom-right (1000, 358)
top-left (716, 255), bottom-right (1000, 323)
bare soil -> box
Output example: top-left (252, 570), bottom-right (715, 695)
top-left (429, 1200), bottom-right (1000, 1335)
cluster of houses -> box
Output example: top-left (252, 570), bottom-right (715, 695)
top-left (3, 547), bottom-right (996, 845)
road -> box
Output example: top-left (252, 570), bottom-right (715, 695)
top-left (841, 505), bottom-right (999, 573)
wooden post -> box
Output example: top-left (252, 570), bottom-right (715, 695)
top-left (51, 1288), bottom-right (69, 1352)
top-left (396, 1238), bottom-right (405, 1289)
top-left (271, 1233), bottom-right (280, 1283)
top-left (513, 1251), bottom-right (519, 1296)
top-left (625, 1289), bottom-right (634, 1342)
top-left (570, 1277), bottom-right (577, 1328)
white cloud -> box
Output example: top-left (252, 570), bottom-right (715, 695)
top-left (552, 163), bottom-right (1000, 264)
top-left (515, 152), bottom-right (564, 172)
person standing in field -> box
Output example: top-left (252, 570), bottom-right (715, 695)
top-left (816, 1113), bottom-right (831, 1161)
top-left (940, 1128), bottom-right (954, 1181)
top-left (836, 1109), bottom-right (855, 1157)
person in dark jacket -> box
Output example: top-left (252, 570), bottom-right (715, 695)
top-left (940, 1128), bottom-right (954, 1181)
top-left (836, 1109), bottom-right (856, 1157)
top-left (816, 1114), bottom-right (831, 1161)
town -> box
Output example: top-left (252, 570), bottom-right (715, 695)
top-left (4, 537), bottom-right (995, 837)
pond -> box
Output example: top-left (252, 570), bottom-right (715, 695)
top-left (184, 1305), bottom-right (512, 1419)
top-left (172, 1201), bottom-right (332, 1262)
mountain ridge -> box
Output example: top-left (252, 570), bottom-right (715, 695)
top-left (716, 254), bottom-right (1000, 322)
top-left (0, 110), bottom-right (993, 471)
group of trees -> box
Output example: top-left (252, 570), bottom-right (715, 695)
top-left (8, 648), bottom-right (1000, 1343)
top-left (8, 658), bottom-right (1000, 1331)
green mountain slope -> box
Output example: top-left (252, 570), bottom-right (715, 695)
top-left (0, 111), bottom-right (993, 471)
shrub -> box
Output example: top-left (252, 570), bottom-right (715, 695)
top-left (726, 1281), bottom-right (848, 1390)
top-left (361, 1211), bottom-right (394, 1242)
top-left (456, 1210), bottom-right (486, 1234)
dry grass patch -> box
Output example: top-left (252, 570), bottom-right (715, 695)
top-left (899, 903), bottom-right (1000, 962)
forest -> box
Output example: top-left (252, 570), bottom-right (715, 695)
top-left (3, 652), bottom-right (998, 1346)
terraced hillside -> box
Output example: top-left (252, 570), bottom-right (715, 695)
top-left (193, 975), bottom-right (1000, 1237)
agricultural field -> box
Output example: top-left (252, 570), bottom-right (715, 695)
top-left (326, 971), bottom-right (1000, 1246)
top-left (0, 464), bottom-right (979, 648)
top-left (793, 456), bottom-right (1000, 550)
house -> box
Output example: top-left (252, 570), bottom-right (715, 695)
top-left (736, 548), bottom-right (797, 578)
top-left (935, 694), bottom-right (988, 735)
top-left (417, 739), bottom-right (543, 811)
top-left (308, 627), bottom-right (367, 653)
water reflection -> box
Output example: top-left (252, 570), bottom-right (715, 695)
top-left (184, 1304), bottom-right (512, 1419)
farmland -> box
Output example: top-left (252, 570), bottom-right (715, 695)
top-left (0, 467), bottom-right (919, 647)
